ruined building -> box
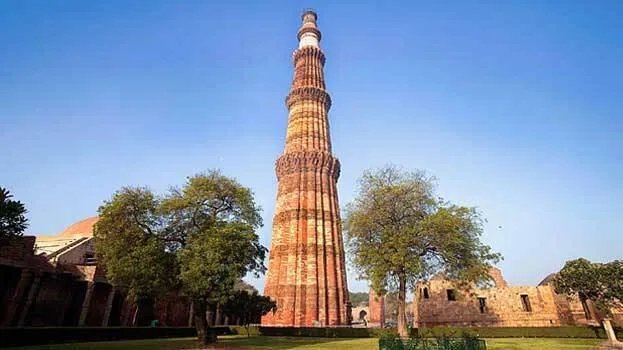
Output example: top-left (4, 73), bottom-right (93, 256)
top-left (1, 217), bottom-right (203, 328)
top-left (411, 268), bottom-right (623, 328)
top-left (262, 10), bottom-right (350, 326)
top-left (0, 216), bottom-right (277, 329)
top-left (360, 269), bottom-right (623, 329)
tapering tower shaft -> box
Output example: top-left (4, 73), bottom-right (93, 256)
top-left (262, 10), bottom-right (350, 326)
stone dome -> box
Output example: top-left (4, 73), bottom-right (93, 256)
top-left (58, 216), bottom-right (99, 238)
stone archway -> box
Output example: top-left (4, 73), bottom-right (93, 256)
top-left (359, 309), bottom-right (367, 321)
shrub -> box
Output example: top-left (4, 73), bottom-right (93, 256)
top-left (228, 325), bottom-right (261, 336)
top-left (379, 333), bottom-right (486, 350)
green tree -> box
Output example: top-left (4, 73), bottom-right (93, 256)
top-left (221, 290), bottom-right (276, 337)
top-left (161, 171), bottom-right (267, 345)
top-left (554, 258), bottom-right (623, 343)
top-left (93, 187), bottom-right (177, 325)
top-left (349, 291), bottom-right (369, 307)
top-left (235, 280), bottom-right (259, 294)
top-left (344, 165), bottom-right (501, 337)
top-left (0, 187), bottom-right (29, 246)
top-left (95, 172), bottom-right (267, 345)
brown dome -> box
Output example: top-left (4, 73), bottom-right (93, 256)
top-left (59, 216), bottom-right (99, 238)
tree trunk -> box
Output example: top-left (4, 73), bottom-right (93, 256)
top-left (193, 300), bottom-right (217, 345)
top-left (397, 274), bottom-right (408, 338)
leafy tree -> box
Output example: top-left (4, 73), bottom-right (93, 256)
top-left (235, 280), bottom-right (259, 294)
top-left (95, 172), bottom-right (267, 345)
top-left (0, 187), bottom-right (28, 246)
top-left (344, 165), bottom-right (501, 337)
top-left (554, 258), bottom-right (623, 342)
top-left (161, 170), bottom-right (267, 345)
top-left (221, 290), bottom-right (276, 337)
top-left (95, 170), bottom-right (267, 344)
top-left (93, 187), bottom-right (177, 325)
top-left (349, 291), bottom-right (369, 307)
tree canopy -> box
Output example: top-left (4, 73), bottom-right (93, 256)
top-left (554, 258), bottom-right (623, 342)
top-left (94, 187), bottom-right (176, 307)
top-left (348, 291), bottom-right (369, 307)
top-left (0, 187), bottom-right (29, 246)
top-left (94, 170), bottom-right (268, 345)
top-left (344, 165), bottom-right (501, 336)
top-left (554, 258), bottom-right (623, 316)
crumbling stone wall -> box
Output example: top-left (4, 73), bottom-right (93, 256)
top-left (413, 269), bottom-right (603, 328)
top-left (0, 236), bottom-right (36, 263)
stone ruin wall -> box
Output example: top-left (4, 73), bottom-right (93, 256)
top-left (415, 280), bottom-right (565, 327)
top-left (412, 268), bottom-right (620, 328)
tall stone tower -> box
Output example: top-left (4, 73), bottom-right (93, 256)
top-left (262, 10), bottom-right (350, 326)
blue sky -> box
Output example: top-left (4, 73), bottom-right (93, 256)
top-left (1, 1), bottom-right (622, 293)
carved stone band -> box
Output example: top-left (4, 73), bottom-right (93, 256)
top-left (286, 87), bottom-right (332, 110)
top-left (269, 243), bottom-right (341, 259)
top-left (275, 151), bottom-right (340, 179)
top-left (273, 208), bottom-right (337, 223)
top-left (297, 26), bottom-right (322, 41)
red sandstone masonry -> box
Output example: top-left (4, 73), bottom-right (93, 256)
top-left (262, 11), bottom-right (349, 327)
top-left (368, 290), bottom-right (385, 327)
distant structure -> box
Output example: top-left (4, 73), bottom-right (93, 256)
top-left (412, 268), bottom-right (623, 328)
top-left (262, 10), bottom-right (350, 326)
top-left (368, 290), bottom-right (385, 327)
top-left (0, 217), bottom-right (227, 328)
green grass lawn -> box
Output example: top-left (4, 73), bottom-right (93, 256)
top-left (9, 336), bottom-right (604, 349)
top-left (486, 338), bottom-right (602, 349)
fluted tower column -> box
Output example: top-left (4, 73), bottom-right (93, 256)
top-left (262, 10), bottom-right (350, 327)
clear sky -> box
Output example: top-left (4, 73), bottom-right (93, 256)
top-left (1, 1), bottom-right (622, 293)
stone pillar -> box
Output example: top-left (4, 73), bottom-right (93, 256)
top-left (603, 319), bottom-right (621, 344)
top-left (101, 286), bottom-right (116, 327)
top-left (78, 282), bottom-right (95, 326)
top-left (161, 300), bottom-right (169, 326)
top-left (56, 278), bottom-right (74, 326)
top-left (411, 293), bottom-right (420, 328)
top-left (206, 307), bottom-right (215, 327)
top-left (187, 301), bottom-right (194, 327)
top-left (215, 304), bottom-right (222, 326)
top-left (1, 269), bottom-right (32, 327)
top-left (17, 273), bottom-right (41, 327)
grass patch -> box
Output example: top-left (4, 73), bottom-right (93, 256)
top-left (8, 337), bottom-right (200, 350)
top-left (486, 338), bottom-right (602, 349)
top-left (8, 335), bottom-right (603, 349)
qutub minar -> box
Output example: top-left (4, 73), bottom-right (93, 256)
top-left (262, 10), bottom-right (351, 326)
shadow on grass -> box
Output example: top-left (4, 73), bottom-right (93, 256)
top-left (9, 338), bottom-right (199, 350)
top-left (219, 336), bottom-right (359, 349)
top-left (8, 336), bottom-right (365, 350)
